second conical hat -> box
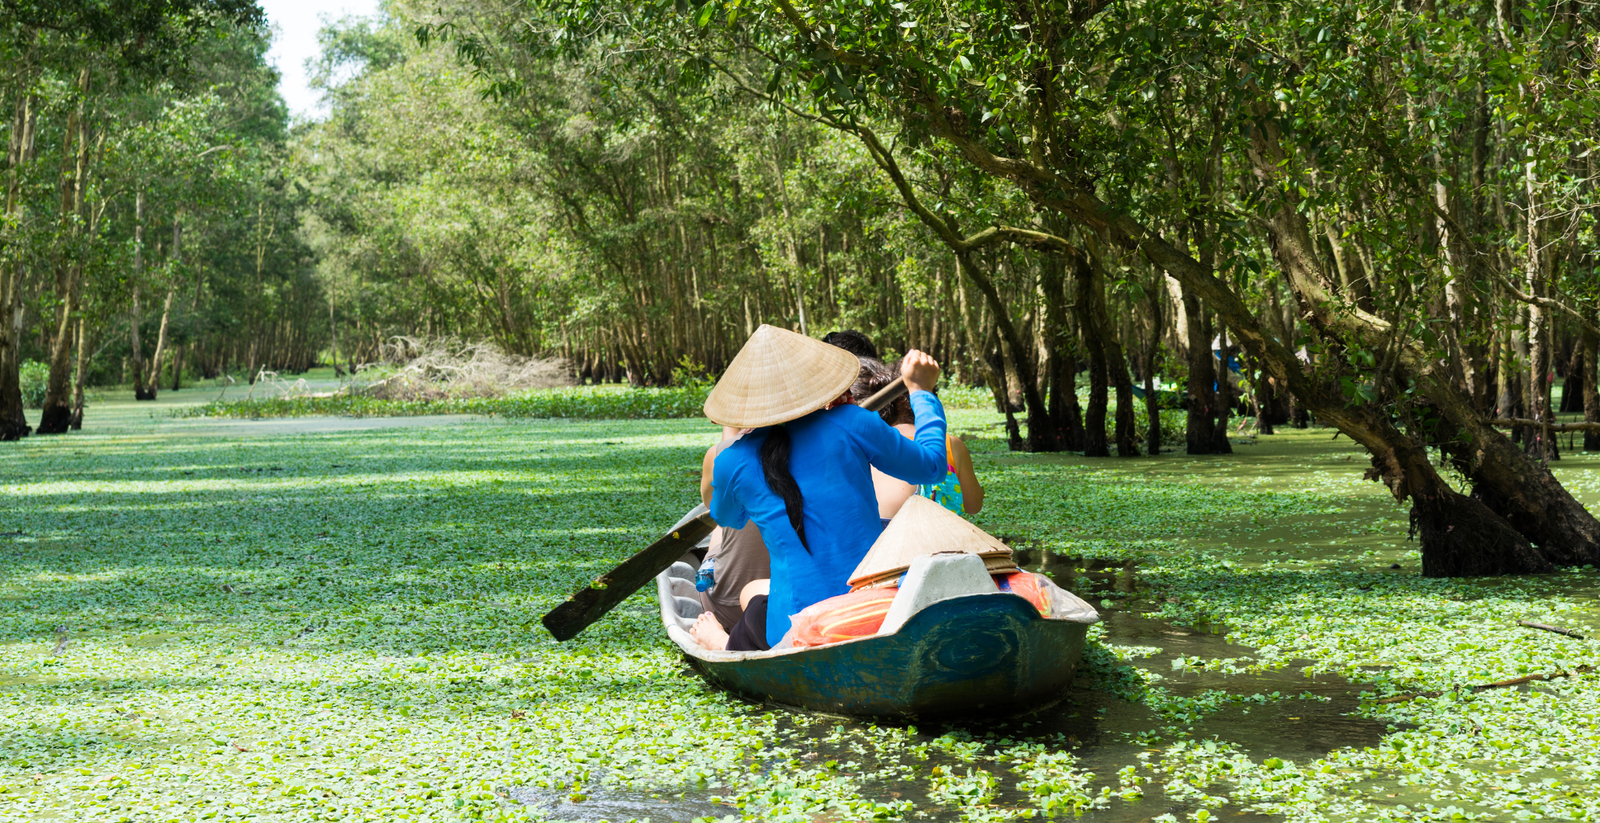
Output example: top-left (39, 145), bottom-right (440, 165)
top-left (703, 324), bottom-right (862, 429)
top-left (848, 495), bottom-right (1016, 589)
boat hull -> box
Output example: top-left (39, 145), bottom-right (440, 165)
top-left (662, 578), bottom-right (1091, 719)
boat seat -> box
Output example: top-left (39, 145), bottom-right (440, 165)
top-left (673, 595), bottom-right (703, 619)
top-left (669, 577), bottom-right (697, 599)
top-left (668, 561), bottom-right (696, 581)
top-left (879, 552), bottom-right (998, 636)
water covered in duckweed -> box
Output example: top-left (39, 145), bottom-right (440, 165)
top-left (2, 397), bottom-right (1598, 821)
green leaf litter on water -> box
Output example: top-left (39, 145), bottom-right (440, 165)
top-left (1, 406), bottom-right (1598, 821)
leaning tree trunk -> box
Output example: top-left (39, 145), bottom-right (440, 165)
top-left (955, 251), bottom-right (1053, 451)
top-left (1431, 375), bottom-right (1600, 569)
top-left (36, 277), bottom-right (78, 433)
top-left (956, 273), bottom-right (1019, 446)
top-left (1235, 107), bottom-right (1598, 574)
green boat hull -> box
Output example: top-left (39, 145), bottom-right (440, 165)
top-left (659, 576), bottom-right (1093, 719)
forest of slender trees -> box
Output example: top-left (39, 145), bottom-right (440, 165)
top-left (1, 0), bottom-right (322, 439)
top-left (7, 0), bottom-right (1600, 580)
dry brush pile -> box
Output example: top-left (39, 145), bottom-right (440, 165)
top-left (351, 337), bottom-right (574, 400)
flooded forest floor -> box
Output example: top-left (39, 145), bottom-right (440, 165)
top-left (1, 396), bottom-right (1598, 822)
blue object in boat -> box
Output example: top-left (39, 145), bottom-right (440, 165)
top-left (695, 556), bottom-right (716, 592)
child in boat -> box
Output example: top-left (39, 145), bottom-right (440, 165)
top-left (820, 329), bottom-right (879, 358)
top-left (697, 325), bottom-right (948, 651)
top-left (852, 358), bottom-right (985, 519)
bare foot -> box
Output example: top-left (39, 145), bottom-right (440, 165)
top-left (690, 612), bottom-right (730, 650)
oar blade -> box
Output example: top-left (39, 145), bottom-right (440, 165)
top-left (542, 507), bottom-right (717, 641)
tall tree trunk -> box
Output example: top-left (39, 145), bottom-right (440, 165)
top-left (1523, 163), bottom-right (1557, 460)
top-left (1211, 326), bottom-right (1234, 453)
top-left (1584, 327), bottom-right (1600, 452)
top-left (39, 68), bottom-right (90, 434)
top-left (145, 287), bottom-right (175, 400)
top-left (0, 82), bottom-right (37, 441)
top-left (1086, 250), bottom-right (1138, 456)
top-left (1253, 360), bottom-right (1277, 436)
top-left (1039, 248), bottom-right (1081, 450)
top-left (1140, 278), bottom-right (1164, 455)
top-left (69, 315), bottom-right (86, 430)
top-left (1183, 290), bottom-right (1214, 454)
top-left (1074, 252), bottom-right (1110, 457)
top-left (130, 192), bottom-right (151, 399)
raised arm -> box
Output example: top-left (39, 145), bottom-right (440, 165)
top-left (852, 351), bottom-right (947, 484)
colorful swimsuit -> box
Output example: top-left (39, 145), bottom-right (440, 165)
top-left (917, 436), bottom-right (964, 514)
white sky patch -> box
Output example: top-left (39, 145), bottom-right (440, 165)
top-left (260, 0), bottom-right (382, 121)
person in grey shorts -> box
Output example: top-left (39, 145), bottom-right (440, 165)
top-left (696, 429), bottom-right (771, 631)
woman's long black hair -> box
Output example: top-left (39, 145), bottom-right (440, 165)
top-left (760, 425), bottom-right (808, 550)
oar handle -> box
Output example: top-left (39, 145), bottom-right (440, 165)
top-left (860, 376), bottom-right (907, 412)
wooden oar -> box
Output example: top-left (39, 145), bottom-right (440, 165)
top-left (541, 376), bottom-right (908, 641)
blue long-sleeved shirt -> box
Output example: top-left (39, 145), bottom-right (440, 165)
top-left (710, 391), bottom-right (947, 646)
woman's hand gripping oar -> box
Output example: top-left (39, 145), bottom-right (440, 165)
top-left (540, 376), bottom-right (908, 641)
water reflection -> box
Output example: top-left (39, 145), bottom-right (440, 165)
top-left (506, 784), bottom-right (735, 822)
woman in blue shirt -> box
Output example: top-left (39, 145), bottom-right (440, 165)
top-left (702, 325), bottom-right (948, 649)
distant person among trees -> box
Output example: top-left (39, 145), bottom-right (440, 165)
top-left (692, 325), bottom-right (948, 651)
top-left (852, 358), bottom-right (984, 520)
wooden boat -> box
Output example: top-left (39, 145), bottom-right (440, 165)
top-left (653, 515), bottom-right (1100, 719)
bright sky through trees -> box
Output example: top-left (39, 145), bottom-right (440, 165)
top-left (260, 0), bottom-right (379, 118)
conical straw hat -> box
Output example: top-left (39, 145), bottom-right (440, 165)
top-left (703, 324), bottom-right (862, 428)
top-left (848, 495), bottom-right (1016, 589)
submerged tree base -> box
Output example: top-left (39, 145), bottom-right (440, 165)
top-left (1411, 492), bottom-right (1553, 577)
